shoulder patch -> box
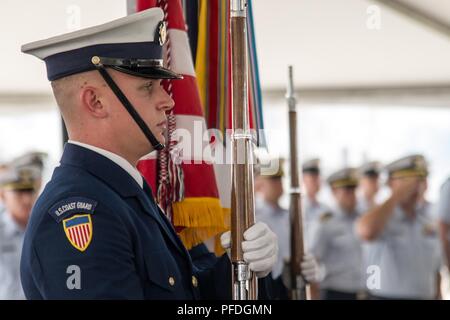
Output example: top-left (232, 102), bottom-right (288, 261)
top-left (319, 212), bottom-right (333, 223)
top-left (63, 214), bottom-right (93, 252)
top-left (48, 197), bottom-right (97, 223)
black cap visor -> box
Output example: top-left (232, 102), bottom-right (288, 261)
top-left (110, 65), bottom-right (183, 80)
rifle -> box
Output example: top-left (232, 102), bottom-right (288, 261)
top-left (286, 65), bottom-right (308, 300)
top-left (230, 0), bottom-right (258, 300)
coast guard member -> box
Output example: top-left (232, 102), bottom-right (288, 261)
top-left (11, 151), bottom-right (47, 192)
top-left (357, 161), bottom-right (381, 214)
top-left (255, 156), bottom-right (319, 299)
top-left (416, 175), bottom-right (435, 219)
top-left (0, 164), bottom-right (7, 215)
top-left (20, 8), bottom-right (278, 299)
top-left (357, 155), bottom-right (442, 299)
top-left (438, 178), bottom-right (450, 270)
top-left (302, 158), bottom-right (329, 244)
top-left (309, 167), bottom-right (365, 300)
top-left (0, 156), bottom-right (43, 299)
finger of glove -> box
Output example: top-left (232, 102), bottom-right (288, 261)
top-left (302, 268), bottom-right (317, 278)
top-left (243, 222), bottom-right (268, 241)
top-left (243, 243), bottom-right (276, 263)
top-left (304, 274), bottom-right (316, 282)
top-left (255, 270), bottom-right (271, 278)
top-left (249, 255), bottom-right (277, 273)
top-left (242, 232), bottom-right (273, 252)
top-left (220, 231), bottom-right (231, 249)
top-left (302, 253), bottom-right (315, 263)
top-left (301, 260), bottom-right (315, 270)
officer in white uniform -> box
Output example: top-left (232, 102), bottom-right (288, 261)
top-left (438, 178), bottom-right (450, 270)
top-left (302, 158), bottom-right (329, 245)
top-left (255, 156), bottom-right (318, 299)
top-left (309, 167), bottom-right (365, 300)
top-left (416, 176), bottom-right (435, 219)
top-left (357, 155), bottom-right (442, 299)
top-left (0, 164), bottom-right (7, 215)
top-left (357, 161), bottom-right (381, 214)
top-left (0, 153), bottom-right (44, 300)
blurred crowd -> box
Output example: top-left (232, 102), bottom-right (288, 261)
top-left (255, 154), bottom-right (450, 300)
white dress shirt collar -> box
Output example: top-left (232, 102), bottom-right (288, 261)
top-left (68, 140), bottom-right (144, 189)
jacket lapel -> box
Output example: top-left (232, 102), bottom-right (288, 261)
top-left (136, 182), bottom-right (189, 257)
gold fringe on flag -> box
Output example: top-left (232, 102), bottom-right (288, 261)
top-left (173, 197), bottom-right (230, 250)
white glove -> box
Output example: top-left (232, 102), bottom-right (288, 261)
top-left (220, 222), bottom-right (278, 278)
top-left (300, 254), bottom-right (320, 283)
top-left (220, 231), bottom-right (231, 257)
top-left (281, 254), bottom-right (322, 288)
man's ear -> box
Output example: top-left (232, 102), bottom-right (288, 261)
top-left (80, 86), bottom-right (108, 118)
top-left (0, 189), bottom-right (5, 202)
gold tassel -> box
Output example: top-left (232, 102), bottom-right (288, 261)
top-left (172, 198), bottom-right (230, 250)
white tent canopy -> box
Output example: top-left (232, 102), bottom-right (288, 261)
top-left (0, 0), bottom-right (449, 95)
top-left (253, 0), bottom-right (450, 90)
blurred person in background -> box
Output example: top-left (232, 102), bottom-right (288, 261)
top-left (417, 176), bottom-right (435, 219)
top-left (0, 152), bottom-right (45, 299)
top-left (357, 155), bottom-right (442, 299)
top-left (357, 161), bottom-right (381, 214)
top-left (255, 156), bottom-right (319, 299)
top-left (0, 164), bottom-right (7, 215)
top-left (438, 178), bottom-right (450, 272)
top-left (12, 152), bottom-right (46, 192)
top-left (302, 158), bottom-right (329, 244)
top-left (309, 167), bottom-right (365, 300)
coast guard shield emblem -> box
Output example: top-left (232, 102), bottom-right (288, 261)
top-left (63, 214), bottom-right (93, 252)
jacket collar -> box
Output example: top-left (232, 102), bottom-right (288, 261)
top-left (60, 143), bottom-right (142, 197)
top-left (67, 140), bottom-right (143, 188)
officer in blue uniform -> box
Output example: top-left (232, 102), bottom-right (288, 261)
top-left (20, 8), bottom-right (278, 299)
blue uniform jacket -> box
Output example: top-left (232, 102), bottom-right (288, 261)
top-left (20, 143), bottom-right (233, 299)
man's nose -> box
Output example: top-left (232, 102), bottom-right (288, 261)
top-left (158, 85), bottom-right (175, 112)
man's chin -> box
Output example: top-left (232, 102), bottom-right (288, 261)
top-left (149, 136), bottom-right (166, 153)
top-left (157, 134), bottom-right (167, 147)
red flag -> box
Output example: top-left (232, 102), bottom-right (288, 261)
top-left (136, 0), bottom-right (227, 250)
